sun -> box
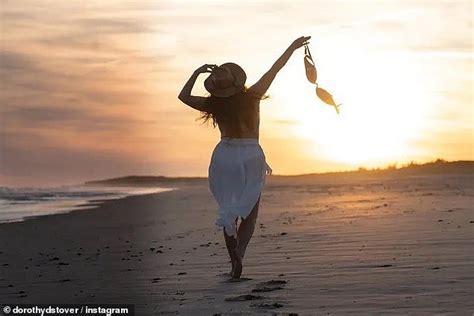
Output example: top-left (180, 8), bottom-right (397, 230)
top-left (276, 46), bottom-right (432, 168)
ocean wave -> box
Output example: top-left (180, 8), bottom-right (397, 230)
top-left (0, 186), bottom-right (173, 223)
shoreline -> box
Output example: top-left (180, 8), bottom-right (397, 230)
top-left (0, 186), bottom-right (176, 225)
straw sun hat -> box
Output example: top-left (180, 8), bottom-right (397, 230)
top-left (204, 62), bottom-right (247, 98)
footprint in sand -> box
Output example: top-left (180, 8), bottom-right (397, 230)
top-left (252, 280), bottom-right (288, 293)
top-left (223, 279), bottom-right (288, 308)
top-left (250, 302), bottom-right (285, 309)
top-left (225, 294), bottom-right (263, 302)
top-left (222, 277), bottom-right (253, 283)
top-left (151, 277), bottom-right (161, 283)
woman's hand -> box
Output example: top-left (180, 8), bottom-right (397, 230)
top-left (194, 64), bottom-right (218, 75)
top-left (290, 36), bottom-right (311, 50)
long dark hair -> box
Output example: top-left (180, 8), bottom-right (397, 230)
top-left (198, 87), bottom-right (268, 136)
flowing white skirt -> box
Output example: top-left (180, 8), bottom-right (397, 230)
top-left (208, 137), bottom-right (272, 237)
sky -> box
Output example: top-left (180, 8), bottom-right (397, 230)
top-left (0, 0), bottom-right (472, 187)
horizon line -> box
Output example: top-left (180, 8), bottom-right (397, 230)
top-left (84, 159), bottom-right (474, 184)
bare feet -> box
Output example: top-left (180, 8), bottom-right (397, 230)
top-left (232, 254), bottom-right (243, 278)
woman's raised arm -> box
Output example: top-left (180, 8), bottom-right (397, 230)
top-left (249, 36), bottom-right (310, 98)
top-left (178, 64), bottom-right (217, 111)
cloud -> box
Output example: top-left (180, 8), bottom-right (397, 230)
top-left (0, 141), bottom-right (152, 184)
top-left (75, 17), bottom-right (155, 34)
top-left (0, 50), bottom-right (39, 72)
top-left (0, 0), bottom-right (472, 186)
top-left (1, 104), bottom-right (156, 132)
top-left (3, 106), bottom-right (85, 123)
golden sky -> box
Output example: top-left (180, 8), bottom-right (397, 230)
top-left (0, 0), bottom-right (472, 186)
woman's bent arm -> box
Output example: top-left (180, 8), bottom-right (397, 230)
top-left (178, 64), bottom-right (216, 111)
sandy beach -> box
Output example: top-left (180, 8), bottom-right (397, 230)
top-left (1, 171), bottom-right (473, 315)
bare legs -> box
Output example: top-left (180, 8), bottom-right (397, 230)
top-left (223, 195), bottom-right (260, 278)
top-left (223, 219), bottom-right (238, 275)
top-left (237, 197), bottom-right (260, 257)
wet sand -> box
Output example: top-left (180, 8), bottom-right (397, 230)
top-left (1, 173), bottom-right (473, 314)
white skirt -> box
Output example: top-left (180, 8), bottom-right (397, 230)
top-left (208, 137), bottom-right (272, 237)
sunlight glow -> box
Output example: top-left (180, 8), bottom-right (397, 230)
top-left (284, 46), bottom-right (433, 167)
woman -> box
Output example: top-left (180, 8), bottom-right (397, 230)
top-left (178, 36), bottom-right (311, 278)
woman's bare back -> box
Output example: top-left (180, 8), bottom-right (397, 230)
top-left (218, 100), bottom-right (260, 139)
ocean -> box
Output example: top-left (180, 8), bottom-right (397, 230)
top-left (0, 185), bottom-right (173, 223)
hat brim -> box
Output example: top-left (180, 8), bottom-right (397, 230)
top-left (204, 62), bottom-right (247, 98)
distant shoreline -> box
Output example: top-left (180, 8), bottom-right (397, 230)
top-left (84, 160), bottom-right (474, 187)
